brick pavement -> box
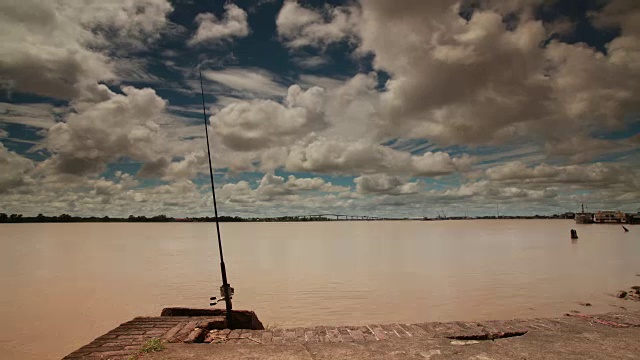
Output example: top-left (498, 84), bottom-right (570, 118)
top-left (63, 311), bottom-right (640, 359)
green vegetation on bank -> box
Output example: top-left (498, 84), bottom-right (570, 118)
top-left (0, 213), bottom-right (349, 223)
top-left (141, 338), bottom-right (164, 353)
top-left (0, 213), bottom-right (244, 223)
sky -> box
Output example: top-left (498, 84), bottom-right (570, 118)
top-left (0, 0), bottom-right (639, 218)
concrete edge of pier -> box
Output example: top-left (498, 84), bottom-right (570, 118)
top-left (63, 309), bottom-right (640, 359)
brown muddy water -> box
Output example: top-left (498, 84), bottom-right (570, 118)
top-left (1, 220), bottom-right (639, 359)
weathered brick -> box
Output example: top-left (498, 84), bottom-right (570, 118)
top-left (81, 341), bottom-right (108, 348)
top-left (144, 329), bottom-right (169, 336)
top-left (416, 321), bottom-right (441, 335)
top-left (133, 324), bottom-right (157, 328)
top-left (116, 334), bottom-right (145, 341)
top-left (380, 324), bottom-right (400, 338)
top-left (391, 323), bottom-right (412, 338)
top-left (162, 322), bottom-right (186, 341)
top-left (100, 341), bottom-right (143, 348)
top-left (326, 327), bottom-right (342, 343)
top-left (92, 345), bottom-right (128, 352)
top-left (368, 325), bottom-right (386, 340)
top-left (261, 331), bottom-right (273, 343)
top-left (293, 328), bottom-right (305, 343)
top-left (313, 326), bottom-right (330, 343)
top-left (172, 321), bottom-right (199, 342)
top-left (347, 329), bottom-right (365, 341)
top-left (400, 323), bottom-right (426, 336)
top-left (338, 327), bottom-right (353, 342)
top-left (247, 329), bottom-right (263, 343)
top-left (184, 328), bottom-right (206, 343)
top-left (114, 329), bottom-right (147, 335)
top-left (271, 328), bottom-right (285, 343)
top-left (357, 326), bottom-right (376, 341)
top-left (92, 349), bottom-right (137, 357)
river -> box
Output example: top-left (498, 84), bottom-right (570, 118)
top-left (1, 220), bottom-right (639, 359)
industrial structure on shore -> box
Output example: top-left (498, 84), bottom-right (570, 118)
top-left (574, 204), bottom-right (639, 224)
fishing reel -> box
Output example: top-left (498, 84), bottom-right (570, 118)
top-left (210, 285), bottom-right (234, 306)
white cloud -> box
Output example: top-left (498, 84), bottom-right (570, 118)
top-left (162, 152), bottom-right (207, 181)
top-left (211, 85), bottom-right (327, 151)
top-left (0, 143), bottom-right (34, 193)
top-left (256, 173), bottom-right (348, 197)
top-left (202, 68), bottom-right (287, 98)
top-left (350, 0), bottom-right (640, 155)
top-left (485, 161), bottom-right (639, 188)
top-left (355, 174), bottom-right (421, 195)
top-left (276, 1), bottom-right (360, 49)
top-left (0, 103), bottom-right (64, 129)
top-left (591, 0), bottom-right (640, 71)
top-left (188, 4), bottom-right (249, 46)
top-left (0, 0), bottom-right (173, 100)
top-left (285, 137), bottom-right (473, 176)
top-left (3, 0), bottom-right (639, 219)
top-left (43, 85), bottom-right (170, 176)
top-left (400, 180), bottom-right (560, 207)
top-left (309, 72), bottom-right (381, 142)
top-left (217, 173), bottom-right (348, 205)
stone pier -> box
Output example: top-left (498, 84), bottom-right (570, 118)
top-left (64, 310), bottom-right (640, 359)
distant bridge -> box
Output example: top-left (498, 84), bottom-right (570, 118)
top-left (294, 214), bottom-right (396, 221)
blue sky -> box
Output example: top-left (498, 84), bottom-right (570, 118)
top-left (0, 0), bottom-right (639, 218)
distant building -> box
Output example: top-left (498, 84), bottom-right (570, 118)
top-left (594, 210), bottom-right (626, 224)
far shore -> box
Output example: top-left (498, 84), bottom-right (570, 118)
top-left (0, 213), bottom-right (618, 224)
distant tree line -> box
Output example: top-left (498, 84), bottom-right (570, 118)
top-left (0, 213), bottom-right (595, 224)
top-left (0, 213), bottom-right (245, 223)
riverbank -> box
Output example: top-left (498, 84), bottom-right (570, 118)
top-left (64, 309), bottom-right (640, 359)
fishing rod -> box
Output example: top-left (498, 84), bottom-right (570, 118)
top-left (199, 71), bottom-right (233, 326)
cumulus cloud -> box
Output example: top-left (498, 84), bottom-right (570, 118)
top-left (211, 85), bottom-right (327, 151)
top-left (3, 0), bottom-right (639, 218)
top-left (256, 173), bottom-right (348, 196)
top-left (0, 176), bottom-right (210, 217)
top-left (355, 174), bottom-right (422, 195)
top-left (285, 137), bottom-right (473, 176)
top-left (163, 152), bottom-right (208, 181)
top-left (43, 86), bottom-right (170, 176)
top-left (0, 143), bottom-right (34, 193)
top-left (591, 0), bottom-right (640, 71)
top-left (91, 172), bottom-right (140, 204)
top-left (185, 72), bottom-right (383, 172)
top-left (0, 0), bottom-right (173, 100)
top-left (217, 173), bottom-right (348, 204)
top-left (276, 1), bottom-right (360, 49)
top-left (188, 4), bottom-right (249, 46)
top-left (427, 180), bottom-right (559, 203)
top-left (351, 0), bottom-right (640, 154)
